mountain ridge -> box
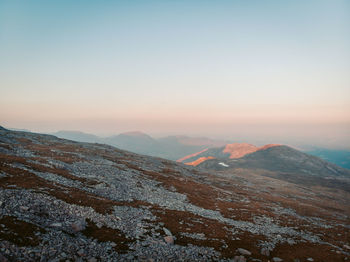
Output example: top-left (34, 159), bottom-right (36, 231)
top-left (5, 128), bottom-right (350, 169)
top-left (52, 130), bottom-right (228, 161)
top-left (179, 143), bottom-right (283, 165)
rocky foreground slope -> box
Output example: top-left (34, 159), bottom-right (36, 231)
top-left (0, 127), bottom-right (349, 261)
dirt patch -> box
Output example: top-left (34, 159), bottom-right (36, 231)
top-left (272, 242), bottom-right (346, 262)
top-left (82, 219), bottom-right (133, 253)
top-left (0, 143), bottom-right (12, 150)
top-left (0, 215), bottom-right (45, 246)
top-left (15, 138), bottom-right (32, 144)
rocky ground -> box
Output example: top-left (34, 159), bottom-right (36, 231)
top-left (0, 127), bottom-right (349, 261)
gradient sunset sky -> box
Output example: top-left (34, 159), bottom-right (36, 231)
top-left (1, 0), bottom-right (349, 148)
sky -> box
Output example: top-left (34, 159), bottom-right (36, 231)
top-left (0, 0), bottom-right (349, 149)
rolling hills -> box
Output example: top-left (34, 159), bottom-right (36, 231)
top-left (53, 130), bottom-right (228, 161)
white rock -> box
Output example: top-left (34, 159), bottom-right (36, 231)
top-left (273, 258), bottom-right (283, 262)
top-left (20, 206), bottom-right (29, 211)
top-left (163, 227), bottom-right (172, 236)
top-left (218, 162), bottom-right (229, 167)
top-left (50, 223), bottom-right (62, 227)
top-left (237, 248), bottom-right (251, 256)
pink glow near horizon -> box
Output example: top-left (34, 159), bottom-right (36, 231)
top-left (1, 1), bottom-right (349, 149)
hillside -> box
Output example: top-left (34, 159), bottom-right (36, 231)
top-left (178, 143), bottom-right (281, 165)
top-left (0, 127), bottom-right (349, 261)
top-left (194, 145), bottom-right (349, 176)
top-left (180, 143), bottom-right (350, 192)
top-left (307, 148), bottom-right (350, 169)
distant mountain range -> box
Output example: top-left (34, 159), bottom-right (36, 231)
top-left (53, 130), bottom-right (101, 143)
top-left (52, 130), bottom-right (228, 161)
top-left (9, 129), bottom-right (348, 170)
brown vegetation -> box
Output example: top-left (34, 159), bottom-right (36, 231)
top-left (82, 219), bottom-right (133, 253)
top-left (0, 216), bottom-right (45, 246)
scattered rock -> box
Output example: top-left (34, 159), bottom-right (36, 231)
top-left (126, 255), bottom-right (134, 260)
top-left (233, 255), bottom-right (246, 262)
top-left (71, 220), bottom-right (86, 232)
top-left (344, 245), bottom-right (350, 250)
top-left (20, 206), bottom-right (29, 211)
top-left (307, 258), bottom-right (314, 262)
top-left (260, 247), bottom-right (270, 256)
top-left (50, 222), bottom-right (62, 228)
top-left (163, 227), bottom-right (172, 236)
top-left (273, 258), bottom-right (283, 262)
top-left (237, 248), bottom-right (251, 256)
top-left (164, 236), bottom-right (174, 245)
top-left (77, 249), bottom-right (86, 257)
top-left (0, 253), bottom-right (8, 262)
top-left (87, 258), bottom-right (97, 262)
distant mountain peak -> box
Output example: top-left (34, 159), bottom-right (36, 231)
top-left (223, 143), bottom-right (281, 159)
top-left (223, 143), bottom-right (258, 159)
top-left (56, 130), bottom-right (88, 135)
top-left (53, 130), bottom-right (100, 143)
top-left (179, 142), bottom-right (282, 166)
top-left (120, 131), bottom-right (152, 138)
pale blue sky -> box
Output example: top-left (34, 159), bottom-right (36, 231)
top-left (0, 0), bottom-right (349, 148)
